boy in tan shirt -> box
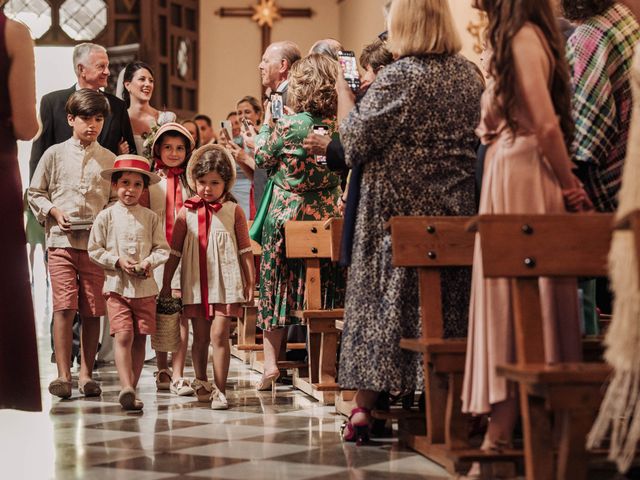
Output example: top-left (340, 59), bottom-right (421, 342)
top-left (88, 155), bottom-right (169, 410)
top-left (29, 89), bottom-right (114, 399)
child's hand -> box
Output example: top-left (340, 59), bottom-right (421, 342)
top-left (244, 282), bottom-right (255, 304)
top-left (118, 257), bottom-right (139, 277)
top-left (50, 207), bottom-right (71, 231)
top-left (118, 138), bottom-right (130, 154)
top-left (159, 285), bottom-right (171, 298)
top-left (138, 260), bottom-right (151, 277)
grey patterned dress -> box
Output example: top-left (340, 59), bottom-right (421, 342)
top-left (338, 55), bottom-right (482, 392)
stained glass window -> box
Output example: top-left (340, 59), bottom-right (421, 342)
top-left (59, 0), bottom-right (107, 41)
top-left (3, 0), bottom-right (108, 42)
top-left (4, 0), bottom-right (52, 40)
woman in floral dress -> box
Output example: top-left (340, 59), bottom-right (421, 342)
top-left (254, 53), bottom-right (343, 392)
top-left (336, 0), bottom-right (482, 443)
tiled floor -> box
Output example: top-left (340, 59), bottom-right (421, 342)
top-left (2, 265), bottom-right (452, 480)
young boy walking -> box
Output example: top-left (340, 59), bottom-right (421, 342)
top-left (29, 89), bottom-right (114, 399)
top-left (88, 154), bottom-right (169, 410)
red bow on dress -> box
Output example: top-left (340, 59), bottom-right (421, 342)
top-left (184, 195), bottom-right (222, 319)
top-left (156, 161), bottom-right (185, 243)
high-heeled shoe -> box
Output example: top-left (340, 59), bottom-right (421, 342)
top-left (256, 371), bottom-right (280, 398)
top-left (340, 407), bottom-right (370, 445)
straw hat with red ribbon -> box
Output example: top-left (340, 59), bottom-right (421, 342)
top-left (150, 122), bottom-right (196, 156)
top-left (101, 154), bottom-right (161, 184)
top-left (186, 144), bottom-right (237, 193)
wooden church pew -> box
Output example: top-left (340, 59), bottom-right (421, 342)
top-left (477, 213), bottom-right (614, 480)
top-left (231, 225), bottom-right (307, 372)
top-left (389, 216), bottom-right (501, 474)
top-left (230, 233), bottom-right (262, 364)
top-left (283, 220), bottom-right (345, 404)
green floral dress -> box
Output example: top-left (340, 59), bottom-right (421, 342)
top-left (255, 112), bottom-right (343, 330)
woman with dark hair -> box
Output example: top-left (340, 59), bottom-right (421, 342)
top-left (461, 0), bottom-right (592, 472)
top-left (253, 54), bottom-right (343, 394)
top-left (121, 61), bottom-right (176, 156)
top-left (181, 119), bottom-right (201, 148)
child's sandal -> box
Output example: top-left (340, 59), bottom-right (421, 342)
top-left (191, 378), bottom-right (214, 402)
top-left (154, 369), bottom-right (172, 391)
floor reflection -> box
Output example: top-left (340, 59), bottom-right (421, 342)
top-left (1, 262), bottom-right (452, 480)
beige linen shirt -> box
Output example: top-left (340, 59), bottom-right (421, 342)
top-left (88, 202), bottom-right (170, 298)
top-left (28, 137), bottom-right (115, 250)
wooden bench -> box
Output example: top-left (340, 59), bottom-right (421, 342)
top-left (477, 213), bottom-right (614, 480)
top-left (390, 216), bottom-right (484, 473)
top-left (284, 220), bottom-right (345, 404)
top-left (230, 234), bottom-right (263, 364)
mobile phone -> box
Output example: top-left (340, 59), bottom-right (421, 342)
top-left (220, 120), bottom-right (232, 141)
top-left (270, 92), bottom-right (284, 120)
top-left (338, 51), bottom-right (361, 93)
top-left (240, 117), bottom-right (252, 133)
top-left (312, 125), bottom-right (329, 165)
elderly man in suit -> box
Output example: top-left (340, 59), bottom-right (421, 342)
top-left (29, 42), bottom-right (136, 179)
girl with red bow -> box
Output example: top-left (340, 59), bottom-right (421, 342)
top-left (161, 144), bottom-right (255, 410)
top-left (145, 122), bottom-right (196, 396)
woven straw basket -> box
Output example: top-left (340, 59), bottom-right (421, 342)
top-left (152, 312), bottom-right (180, 352)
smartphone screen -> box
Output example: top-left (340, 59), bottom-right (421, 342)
top-left (338, 51), bottom-right (361, 93)
top-left (220, 120), bottom-right (232, 141)
top-left (313, 125), bottom-right (329, 165)
top-left (270, 93), bottom-right (284, 120)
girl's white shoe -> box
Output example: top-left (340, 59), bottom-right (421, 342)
top-left (170, 378), bottom-right (194, 396)
top-left (210, 388), bottom-right (228, 410)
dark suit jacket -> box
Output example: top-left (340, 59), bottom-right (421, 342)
top-left (29, 85), bottom-right (136, 179)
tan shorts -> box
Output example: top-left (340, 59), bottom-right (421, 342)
top-left (48, 247), bottom-right (105, 317)
top-left (105, 293), bottom-right (156, 336)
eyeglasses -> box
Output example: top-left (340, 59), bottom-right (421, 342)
top-left (377, 30), bottom-right (388, 43)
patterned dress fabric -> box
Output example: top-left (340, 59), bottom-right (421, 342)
top-left (566, 2), bottom-right (640, 212)
top-left (462, 26), bottom-right (582, 414)
top-left (254, 112), bottom-right (343, 330)
top-left (338, 54), bottom-right (482, 392)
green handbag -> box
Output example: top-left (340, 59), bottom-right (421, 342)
top-left (249, 177), bottom-right (275, 245)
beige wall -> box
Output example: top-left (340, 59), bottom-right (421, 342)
top-left (198, 0), bottom-right (483, 122)
top-left (198, 0), bottom-right (338, 125)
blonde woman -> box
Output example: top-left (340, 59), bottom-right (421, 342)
top-left (336, 0), bottom-right (482, 443)
top-left (253, 54), bottom-right (344, 394)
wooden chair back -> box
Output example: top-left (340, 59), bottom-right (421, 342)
top-left (285, 221), bottom-right (333, 310)
top-left (477, 214), bottom-right (613, 365)
top-left (478, 214), bottom-right (612, 278)
top-left (390, 216), bottom-right (475, 340)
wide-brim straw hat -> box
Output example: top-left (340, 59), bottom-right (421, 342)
top-left (101, 154), bottom-right (161, 184)
top-left (186, 144), bottom-right (237, 193)
top-left (150, 122), bottom-right (196, 156)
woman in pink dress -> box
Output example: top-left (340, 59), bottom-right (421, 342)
top-left (461, 0), bottom-right (592, 472)
top-left (0, 6), bottom-right (41, 411)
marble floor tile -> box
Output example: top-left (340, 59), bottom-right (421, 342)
top-left (190, 459), bottom-right (347, 480)
top-left (169, 422), bottom-right (294, 441)
top-left (3, 276), bottom-right (457, 480)
top-left (363, 454), bottom-right (451, 477)
top-left (177, 439), bottom-right (314, 460)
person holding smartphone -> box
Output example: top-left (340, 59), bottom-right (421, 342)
top-left (336, 0), bottom-right (482, 444)
top-left (219, 111), bottom-right (253, 217)
top-left (253, 54), bottom-right (344, 396)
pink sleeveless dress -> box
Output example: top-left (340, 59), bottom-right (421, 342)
top-left (461, 25), bottom-right (582, 414)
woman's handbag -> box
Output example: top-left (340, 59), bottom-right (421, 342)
top-left (152, 297), bottom-right (182, 352)
top-left (249, 177), bottom-right (275, 245)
